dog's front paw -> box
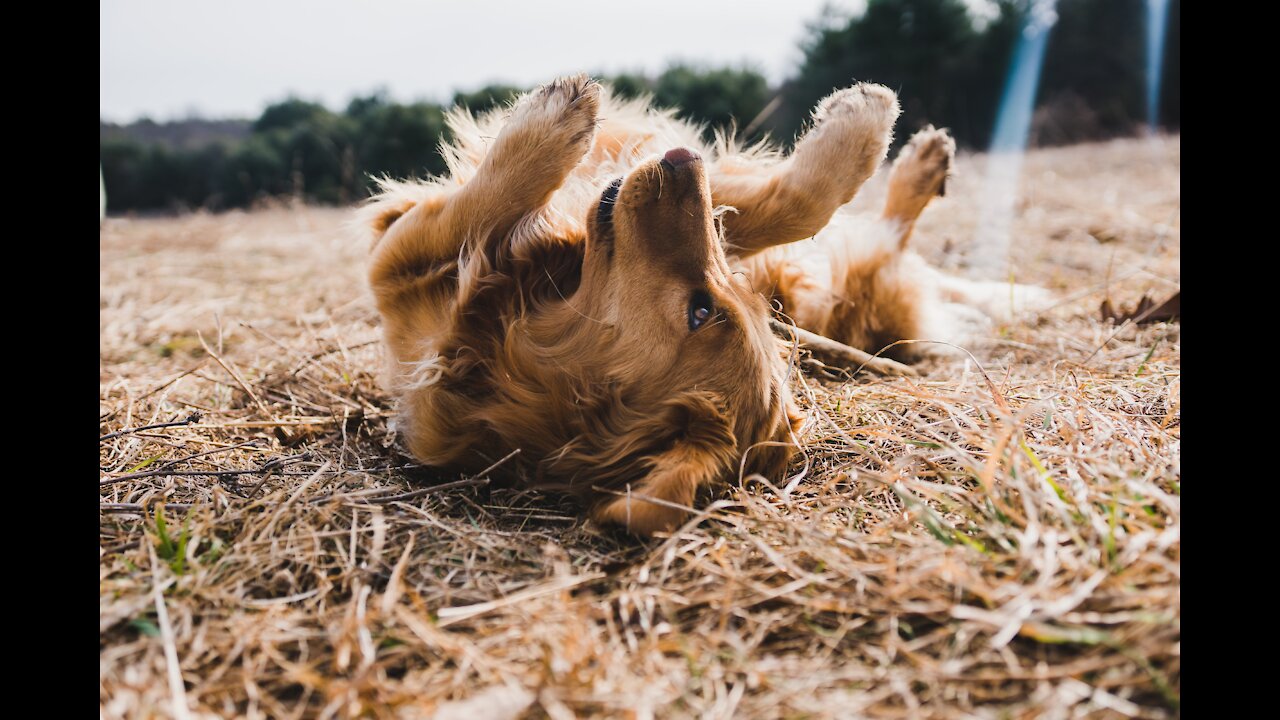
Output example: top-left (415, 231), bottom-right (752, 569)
top-left (796, 83), bottom-right (901, 190)
top-left (810, 82), bottom-right (901, 148)
top-left (510, 73), bottom-right (601, 154)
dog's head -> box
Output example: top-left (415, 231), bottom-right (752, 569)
top-left (561, 148), bottom-right (802, 534)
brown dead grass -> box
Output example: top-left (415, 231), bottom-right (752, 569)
top-left (100, 135), bottom-right (1180, 719)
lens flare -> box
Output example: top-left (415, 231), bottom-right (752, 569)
top-left (1146, 0), bottom-right (1171, 133)
top-left (970, 0), bottom-right (1058, 275)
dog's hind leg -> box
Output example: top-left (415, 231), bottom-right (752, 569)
top-left (881, 125), bottom-right (955, 248)
top-left (771, 127), bottom-right (952, 361)
top-left (712, 83), bottom-right (899, 258)
top-left (369, 75), bottom-right (600, 290)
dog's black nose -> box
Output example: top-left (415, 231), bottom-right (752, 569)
top-left (662, 147), bottom-right (700, 168)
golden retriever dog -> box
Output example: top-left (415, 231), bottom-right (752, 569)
top-left (360, 74), bottom-right (1042, 535)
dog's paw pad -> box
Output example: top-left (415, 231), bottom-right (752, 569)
top-left (538, 73), bottom-right (601, 110)
top-left (533, 74), bottom-right (600, 120)
top-left (514, 74), bottom-right (600, 128)
top-left (904, 126), bottom-right (956, 168)
top-left (507, 74), bottom-right (601, 155)
top-left (892, 125), bottom-right (956, 197)
top-left (814, 82), bottom-right (901, 130)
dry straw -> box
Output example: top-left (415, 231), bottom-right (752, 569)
top-left (101, 137), bottom-right (1179, 718)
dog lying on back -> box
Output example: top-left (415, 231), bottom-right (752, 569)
top-left (361, 74), bottom-right (1041, 535)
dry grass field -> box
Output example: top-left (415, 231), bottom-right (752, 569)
top-left (100, 135), bottom-right (1180, 719)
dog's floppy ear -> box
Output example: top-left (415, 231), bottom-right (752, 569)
top-left (590, 392), bottom-right (738, 536)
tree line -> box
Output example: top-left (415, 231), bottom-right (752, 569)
top-left (100, 0), bottom-right (1178, 213)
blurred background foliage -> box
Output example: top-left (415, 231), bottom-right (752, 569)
top-left (100, 0), bottom-right (1178, 213)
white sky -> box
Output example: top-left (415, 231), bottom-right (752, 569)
top-left (100, 0), bottom-right (866, 122)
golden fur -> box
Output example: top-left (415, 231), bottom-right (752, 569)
top-left (360, 74), bottom-right (1042, 535)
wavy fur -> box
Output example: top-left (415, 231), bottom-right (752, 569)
top-left (361, 74), bottom-right (1046, 535)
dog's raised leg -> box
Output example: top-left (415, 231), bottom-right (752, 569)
top-left (765, 126), bottom-right (956, 363)
top-left (712, 83), bottom-right (900, 258)
top-left (882, 125), bottom-right (955, 248)
top-left (369, 75), bottom-right (600, 290)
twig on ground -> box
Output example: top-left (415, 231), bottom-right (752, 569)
top-left (325, 476), bottom-right (491, 506)
top-left (197, 332), bottom-right (273, 417)
top-left (99, 474), bottom-right (488, 516)
top-left (102, 503), bottom-right (195, 514)
top-left (769, 318), bottom-right (918, 377)
top-left (100, 454), bottom-right (306, 486)
top-left (100, 413), bottom-right (202, 442)
top-left (340, 449), bottom-right (521, 506)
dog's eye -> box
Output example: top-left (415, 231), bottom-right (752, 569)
top-left (596, 177), bottom-right (623, 226)
top-left (688, 290), bottom-right (714, 331)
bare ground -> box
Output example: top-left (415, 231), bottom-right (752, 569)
top-left (100, 135), bottom-right (1180, 719)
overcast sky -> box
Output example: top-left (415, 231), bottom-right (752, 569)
top-left (100, 0), bottom-right (872, 122)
